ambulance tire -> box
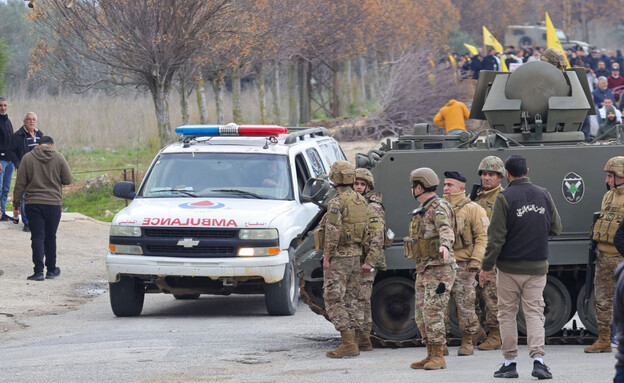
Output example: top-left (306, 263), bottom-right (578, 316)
top-left (265, 248), bottom-right (299, 316)
top-left (109, 276), bottom-right (145, 317)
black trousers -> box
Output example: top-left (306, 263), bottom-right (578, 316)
top-left (25, 204), bottom-right (62, 273)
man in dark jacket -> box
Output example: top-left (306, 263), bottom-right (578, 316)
top-left (0, 97), bottom-right (14, 221)
top-left (13, 136), bottom-right (72, 281)
top-left (479, 155), bottom-right (562, 379)
top-left (12, 112), bottom-right (44, 231)
top-left (612, 223), bottom-right (624, 383)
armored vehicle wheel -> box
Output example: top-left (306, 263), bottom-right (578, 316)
top-left (517, 275), bottom-right (572, 336)
top-left (265, 249), bottom-right (299, 316)
top-left (576, 285), bottom-right (598, 335)
top-left (173, 294), bottom-right (201, 300)
top-left (109, 276), bottom-right (145, 317)
top-left (371, 276), bottom-right (420, 341)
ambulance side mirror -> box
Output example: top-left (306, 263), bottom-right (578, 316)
top-left (113, 181), bottom-right (136, 200)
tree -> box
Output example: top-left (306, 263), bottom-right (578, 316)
top-left (0, 40), bottom-right (9, 95)
top-left (29, 0), bottom-right (237, 145)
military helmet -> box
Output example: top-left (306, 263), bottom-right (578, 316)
top-left (478, 156), bottom-right (505, 176)
top-left (540, 48), bottom-right (567, 72)
top-left (355, 168), bottom-right (375, 189)
top-left (604, 156), bottom-right (624, 177)
top-left (410, 167), bottom-right (439, 188)
top-left (329, 160), bottom-right (355, 185)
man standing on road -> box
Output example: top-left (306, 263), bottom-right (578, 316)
top-left (13, 112), bottom-right (44, 232)
top-left (479, 155), bottom-right (561, 379)
top-left (585, 156), bottom-right (624, 353)
top-left (443, 171), bottom-right (488, 356)
top-left (473, 156), bottom-right (506, 351)
top-left (406, 168), bottom-right (456, 370)
top-left (353, 168), bottom-right (387, 351)
top-left (13, 136), bottom-right (72, 281)
top-left (0, 97), bottom-right (14, 222)
top-left (322, 160), bottom-right (368, 358)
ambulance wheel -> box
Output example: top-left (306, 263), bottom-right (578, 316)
top-left (109, 276), bottom-right (145, 317)
top-left (265, 248), bottom-right (299, 316)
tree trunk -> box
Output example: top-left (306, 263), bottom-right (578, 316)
top-left (179, 72), bottom-right (190, 126)
top-left (196, 72), bottom-right (209, 124)
top-left (232, 67), bottom-right (242, 123)
top-left (152, 85), bottom-right (172, 146)
top-left (272, 60), bottom-right (281, 124)
top-left (344, 60), bottom-right (352, 115)
top-left (298, 58), bottom-right (309, 124)
top-left (257, 63), bottom-right (267, 124)
top-left (332, 60), bottom-right (339, 118)
top-left (212, 74), bottom-right (225, 124)
top-left (360, 56), bottom-right (368, 103)
top-left (371, 56), bottom-right (380, 103)
top-left (288, 61), bottom-right (298, 126)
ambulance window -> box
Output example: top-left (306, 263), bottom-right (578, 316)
top-left (318, 141), bottom-right (346, 165)
top-left (294, 153), bottom-right (311, 193)
top-left (306, 148), bottom-right (326, 176)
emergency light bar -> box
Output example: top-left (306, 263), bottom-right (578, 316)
top-left (175, 123), bottom-right (287, 137)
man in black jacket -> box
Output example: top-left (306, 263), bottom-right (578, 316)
top-left (0, 97), bottom-right (14, 221)
top-left (612, 223), bottom-right (624, 382)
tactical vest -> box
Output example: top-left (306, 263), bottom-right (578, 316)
top-left (452, 197), bottom-right (473, 250)
top-left (592, 189), bottom-right (624, 247)
top-left (339, 192), bottom-right (368, 245)
top-left (404, 198), bottom-right (452, 261)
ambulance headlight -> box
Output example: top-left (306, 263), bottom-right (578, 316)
top-left (110, 226), bottom-right (142, 237)
top-left (238, 228), bottom-right (278, 240)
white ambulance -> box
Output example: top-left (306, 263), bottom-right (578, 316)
top-left (107, 124), bottom-right (345, 316)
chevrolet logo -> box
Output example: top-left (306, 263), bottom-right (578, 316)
top-left (177, 238), bottom-right (200, 248)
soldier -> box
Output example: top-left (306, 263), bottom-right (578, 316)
top-left (443, 171), bottom-right (489, 356)
top-left (353, 168), bottom-right (387, 351)
top-left (405, 168), bottom-right (456, 370)
top-left (540, 48), bottom-right (567, 72)
top-left (322, 160), bottom-right (368, 358)
top-left (585, 156), bottom-right (624, 353)
top-left (472, 155), bottom-right (505, 351)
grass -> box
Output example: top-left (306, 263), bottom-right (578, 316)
top-left (63, 184), bottom-right (129, 222)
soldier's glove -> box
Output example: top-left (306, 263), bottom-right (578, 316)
top-left (468, 259), bottom-right (481, 272)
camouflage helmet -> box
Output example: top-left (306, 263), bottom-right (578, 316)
top-left (410, 167), bottom-right (439, 188)
top-left (355, 168), bottom-right (375, 189)
top-left (604, 156), bottom-right (624, 177)
top-left (540, 48), bottom-right (567, 72)
top-left (329, 160), bottom-right (355, 185)
top-left (478, 156), bottom-right (505, 176)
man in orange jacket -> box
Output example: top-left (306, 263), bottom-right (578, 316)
top-left (433, 99), bottom-right (470, 135)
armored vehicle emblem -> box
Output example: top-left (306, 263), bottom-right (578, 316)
top-left (562, 172), bottom-right (584, 204)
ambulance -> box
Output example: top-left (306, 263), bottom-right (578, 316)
top-left (106, 124), bottom-right (345, 316)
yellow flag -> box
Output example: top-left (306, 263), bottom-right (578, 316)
top-left (448, 54), bottom-right (457, 68)
top-left (482, 26), bottom-right (508, 72)
top-left (545, 12), bottom-right (571, 68)
top-left (464, 43), bottom-right (479, 56)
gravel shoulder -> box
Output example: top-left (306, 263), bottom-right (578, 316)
top-left (0, 213), bottom-right (109, 335)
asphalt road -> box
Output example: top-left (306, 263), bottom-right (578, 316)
top-left (0, 293), bottom-right (617, 383)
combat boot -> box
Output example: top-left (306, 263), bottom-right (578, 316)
top-left (585, 328), bottom-right (612, 353)
top-left (472, 326), bottom-right (487, 345)
top-left (424, 344), bottom-right (446, 370)
top-left (410, 344), bottom-right (431, 369)
top-left (458, 333), bottom-right (474, 356)
top-left (478, 328), bottom-right (501, 350)
top-left (356, 330), bottom-right (373, 351)
top-left (326, 330), bottom-right (360, 358)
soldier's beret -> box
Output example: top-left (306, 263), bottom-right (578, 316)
top-left (444, 171), bottom-right (466, 183)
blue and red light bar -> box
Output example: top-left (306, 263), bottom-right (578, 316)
top-left (175, 123), bottom-right (287, 137)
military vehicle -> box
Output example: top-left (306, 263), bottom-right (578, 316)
top-left (296, 60), bottom-right (624, 344)
top-left (504, 25), bottom-right (589, 53)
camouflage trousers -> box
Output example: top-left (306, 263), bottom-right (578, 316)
top-left (594, 252), bottom-right (623, 329)
top-left (355, 265), bottom-right (376, 332)
top-left (476, 267), bottom-right (499, 329)
top-left (323, 256), bottom-right (363, 332)
top-left (415, 263), bottom-right (456, 345)
top-left (449, 261), bottom-right (479, 334)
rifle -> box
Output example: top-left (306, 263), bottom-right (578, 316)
top-left (469, 183), bottom-right (481, 201)
top-left (583, 211), bottom-right (601, 322)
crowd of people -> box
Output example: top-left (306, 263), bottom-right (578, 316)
top-left (0, 97), bottom-right (72, 281)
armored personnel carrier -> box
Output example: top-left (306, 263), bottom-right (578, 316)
top-left (296, 60), bottom-right (624, 344)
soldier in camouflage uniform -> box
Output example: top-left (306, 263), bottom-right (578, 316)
top-left (540, 48), bottom-right (567, 72)
top-left (443, 171), bottom-right (489, 356)
top-left (406, 168), bottom-right (456, 370)
top-left (353, 168), bottom-right (387, 351)
top-left (472, 155), bottom-right (505, 351)
top-left (585, 156), bottom-right (624, 353)
top-left (322, 160), bottom-right (369, 358)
